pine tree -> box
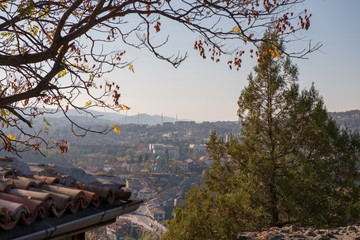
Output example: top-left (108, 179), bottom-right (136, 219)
top-left (162, 32), bottom-right (360, 240)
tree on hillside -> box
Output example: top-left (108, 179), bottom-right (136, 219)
top-left (0, 0), bottom-right (318, 155)
top-left (162, 32), bottom-right (360, 240)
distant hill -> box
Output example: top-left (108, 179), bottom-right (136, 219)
top-left (42, 109), bottom-right (360, 128)
top-left (121, 113), bottom-right (180, 125)
top-left (330, 110), bottom-right (360, 130)
top-left (46, 109), bottom-right (185, 125)
top-left (50, 109), bottom-right (125, 122)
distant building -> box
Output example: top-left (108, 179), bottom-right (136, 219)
top-left (106, 219), bottom-right (133, 237)
top-left (176, 162), bottom-right (188, 173)
top-left (189, 144), bottom-right (207, 152)
top-left (138, 187), bottom-right (157, 200)
top-left (103, 161), bottom-right (126, 172)
top-left (146, 187), bottom-right (183, 209)
top-left (151, 155), bottom-right (169, 173)
top-left (126, 178), bottom-right (141, 190)
top-left (149, 144), bottom-right (179, 159)
top-left (173, 198), bottom-right (187, 217)
top-left (174, 198), bottom-right (187, 208)
top-left (185, 158), bottom-right (194, 164)
top-left (127, 163), bottom-right (145, 173)
top-left (146, 205), bottom-right (165, 222)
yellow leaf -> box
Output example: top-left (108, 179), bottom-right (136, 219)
top-left (233, 27), bottom-right (242, 35)
top-left (113, 124), bottom-right (120, 135)
top-left (128, 64), bottom-right (134, 73)
top-left (274, 47), bottom-right (282, 59)
top-left (43, 117), bottom-right (52, 127)
top-left (85, 100), bottom-right (92, 107)
top-left (57, 69), bottom-right (68, 78)
top-left (269, 49), bottom-right (275, 56)
top-left (118, 104), bottom-right (130, 110)
top-left (7, 133), bottom-right (17, 141)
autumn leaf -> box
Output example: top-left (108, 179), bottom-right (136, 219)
top-left (154, 22), bottom-right (161, 32)
top-left (7, 133), bottom-right (17, 141)
top-left (233, 27), bottom-right (242, 35)
top-left (269, 47), bottom-right (282, 59)
top-left (274, 47), bottom-right (282, 59)
top-left (118, 104), bottom-right (131, 110)
top-left (43, 117), bottom-right (52, 127)
top-left (128, 64), bottom-right (134, 73)
top-left (0, 2), bottom-right (8, 8)
top-left (85, 100), bottom-right (92, 107)
top-left (113, 124), bottom-right (120, 134)
top-left (57, 69), bottom-right (68, 78)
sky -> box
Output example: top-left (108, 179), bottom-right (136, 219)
top-left (104, 0), bottom-right (360, 122)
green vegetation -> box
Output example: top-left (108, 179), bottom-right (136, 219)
top-left (162, 32), bottom-right (360, 240)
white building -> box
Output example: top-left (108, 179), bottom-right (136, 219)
top-left (149, 144), bottom-right (179, 159)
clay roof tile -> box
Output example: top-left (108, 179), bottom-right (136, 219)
top-left (0, 159), bottom-right (141, 237)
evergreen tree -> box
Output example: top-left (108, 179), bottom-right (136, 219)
top-left (162, 32), bottom-right (360, 240)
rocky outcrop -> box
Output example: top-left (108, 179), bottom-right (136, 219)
top-left (237, 225), bottom-right (360, 239)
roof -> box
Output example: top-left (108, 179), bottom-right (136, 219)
top-left (138, 187), bottom-right (156, 194)
top-left (147, 205), bottom-right (165, 215)
top-left (0, 157), bottom-right (142, 240)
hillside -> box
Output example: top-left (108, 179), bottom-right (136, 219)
top-left (330, 110), bottom-right (360, 131)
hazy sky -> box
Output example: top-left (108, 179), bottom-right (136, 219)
top-left (105, 0), bottom-right (360, 122)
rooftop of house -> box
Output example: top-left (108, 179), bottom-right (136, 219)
top-left (0, 157), bottom-right (142, 240)
top-left (138, 187), bottom-right (157, 194)
top-left (147, 205), bottom-right (165, 215)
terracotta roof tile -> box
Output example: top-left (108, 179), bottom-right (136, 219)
top-left (82, 184), bottom-right (115, 204)
top-left (8, 188), bottom-right (54, 210)
top-left (0, 182), bottom-right (12, 193)
top-left (32, 175), bottom-right (60, 185)
top-left (12, 177), bottom-right (39, 190)
top-left (0, 157), bottom-right (140, 236)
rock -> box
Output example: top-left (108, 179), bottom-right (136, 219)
top-left (281, 225), bottom-right (299, 233)
top-left (314, 236), bottom-right (330, 240)
top-left (237, 224), bottom-right (360, 240)
top-left (314, 229), bottom-right (325, 234)
top-left (325, 233), bottom-right (335, 238)
top-left (269, 227), bottom-right (281, 231)
top-left (267, 233), bottom-right (284, 240)
top-left (287, 233), bottom-right (305, 239)
top-left (236, 236), bottom-right (249, 240)
top-left (347, 225), bottom-right (356, 231)
top-left (304, 230), bottom-right (317, 237)
top-left (289, 225), bottom-right (299, 232)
